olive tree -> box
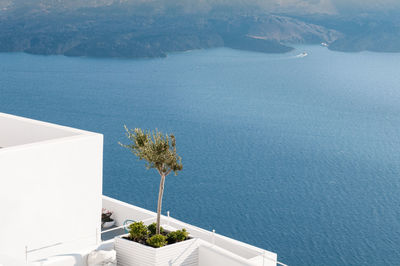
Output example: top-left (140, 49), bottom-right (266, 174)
top-left (120, 126), bottom-right (183, 234)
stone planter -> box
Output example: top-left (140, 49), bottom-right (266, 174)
top-left (114, 234), bottom-right (199, 266)
top-left (102, 220), bottom-right (115, 229)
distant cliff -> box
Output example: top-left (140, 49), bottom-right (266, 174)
top-left (292, 13), bottom-right (400, 53)
top-left (0, 2), bottom-right (342, 58)
top-left (329, 30), bottom-right (400, 53)
top-left (0, 1), bottom-right (398, 58)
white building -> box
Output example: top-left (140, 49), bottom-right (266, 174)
top-left (0, 113), bottom-right (284, 266)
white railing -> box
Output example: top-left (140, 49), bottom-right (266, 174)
top-left (25, 196), bottom-right (287, 266)
top-left (101, 196), bottom-right (288, 266)
top-left (100, 220), bottom-right (287, 266)
top-left (100, 216), bottom-right (155, 234)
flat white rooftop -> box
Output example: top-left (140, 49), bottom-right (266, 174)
top-left (0, 112), bottom-right (95, 148)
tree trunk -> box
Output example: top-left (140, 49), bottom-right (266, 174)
top-left (156, 174), bottom-right (166, 234)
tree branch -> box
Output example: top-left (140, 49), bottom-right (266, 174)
top-left (165, 169), bottom-right (172, 176)
top-left (156, 168), bottom-right (161, 176)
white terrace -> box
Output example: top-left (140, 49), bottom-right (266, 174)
top-left (0, 113), bottom-right (285, 266)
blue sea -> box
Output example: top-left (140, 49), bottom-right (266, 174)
top-left (1, 46), bottom-right (400, 265)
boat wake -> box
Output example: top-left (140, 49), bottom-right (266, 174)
top-left (295, 52), bottom-right (308, 58)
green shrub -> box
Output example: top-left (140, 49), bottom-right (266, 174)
top-left (167, 228), bottom-right (189, 244)
top-left (146, 234), bottom-right (167, 248)
top-left (129, 222), bottom-right (148, 242)
top-left (148, 222), bottom-right (164, 236)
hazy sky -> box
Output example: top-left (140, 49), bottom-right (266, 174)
top-left (176, 0), bottom-right (400, 14)
top-left (2, 0), bottom-right (400, 15)
top-left (255, 0), bottom-right (400, 14)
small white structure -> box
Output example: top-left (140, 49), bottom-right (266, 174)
top-left (0, 113), bottom-right (284, 266)
top-left (0, 113), bottom-right (103, 262)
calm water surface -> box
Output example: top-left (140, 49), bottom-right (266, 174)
top-left (1, 46), bottom-right (400, 265)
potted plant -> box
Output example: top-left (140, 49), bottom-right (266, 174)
top-left (116, 127), bottom-right (197, 266)
top-left (114, 222), bottom-right (197, 266)
top-left (102, 208), bottom-right (115, 229)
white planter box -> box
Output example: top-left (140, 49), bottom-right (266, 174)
top-left (115, 235), bottom-right (199, 266)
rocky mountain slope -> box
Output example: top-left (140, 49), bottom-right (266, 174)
top-left (0, 1), bottom-right (397, 57)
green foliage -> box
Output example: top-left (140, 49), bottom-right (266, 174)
top-left (120, 126), bottom-right (184, 235)
top-left (146, 234), bottom-right (167, 248)
top-left (128, 222), bottom-right (148, 242)
top-left (119, 126), bottom-right (183, 176)
top-left (167, 228), bottom-right (189, 244)
top-left (148, 223), bottom-right (164, 236)
top-left (126, 222), bottom-right (190, 247)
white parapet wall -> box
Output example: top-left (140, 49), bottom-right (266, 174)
top-left (103, 196), bottom-right (278, 266)
top-left (0, 113), bottom-right (103, 263)
top-left (198, 244), bottom-right (258, 266)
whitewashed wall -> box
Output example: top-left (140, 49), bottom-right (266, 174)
top-left (0, 115), bottom-right (103, 262)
